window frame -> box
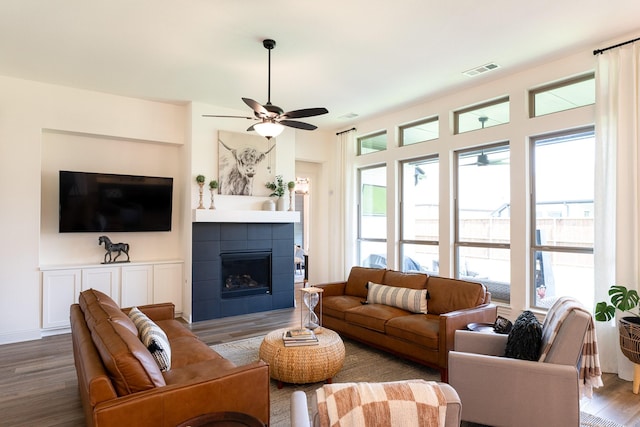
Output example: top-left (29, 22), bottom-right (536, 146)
top-left (357, 164), bottom-right (388, 267)
top-left (454, 142), bottom-right (511, 301)
top-left (529, 127), bottom-right (595, 309)
top-left (453, 96), bottom-right (510, 134)
top-left (399, 155), bottom-right (439, 274)
top-left (528, 73), bottom-right (595, 118)
top-left (357, 131), bottom-right (387, 155)
top-left (399, 116), bottom-right (439, 146)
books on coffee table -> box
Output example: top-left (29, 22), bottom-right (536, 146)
top-left (282, 328), bottom-right (319, 346)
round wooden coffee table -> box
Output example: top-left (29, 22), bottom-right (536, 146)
top-left (259, 328), bottom-right (345, 388)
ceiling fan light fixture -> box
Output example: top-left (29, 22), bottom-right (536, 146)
top-left (254, 121), bottom-right (284, 139)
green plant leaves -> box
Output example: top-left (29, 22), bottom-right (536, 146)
top-left (595, 301), bottom-right (616, 321)
top-left (609, 285), bottom-right (640, 312)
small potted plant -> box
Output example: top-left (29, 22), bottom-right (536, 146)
top-left (209, 180), bottom-right (218, 210)
top-left (265, 175), bottom-right (286, 210)
top-left (595, 285), bottom-right (640, 365)
top-left (196, 175), bottom-right (206, 209)
top-left (287, 181), bottom-right (296, 211)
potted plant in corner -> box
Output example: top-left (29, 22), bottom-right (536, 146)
top-left (266, 175), bottom-right (286, 211)
top-left (595, 285), bottom-right (640, 366)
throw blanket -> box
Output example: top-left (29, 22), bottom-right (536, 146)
top-left (538, 296), bottom-right (603, 398)
top-left (316, 380), bottom-right (446, 427)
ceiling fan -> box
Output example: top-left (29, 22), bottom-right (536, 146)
top-left (463, 117), bottom-right (509, 166)
top-left (203, 39), bottom-right (329, 139)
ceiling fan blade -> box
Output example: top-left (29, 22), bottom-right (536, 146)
top-left (202, 114), bottom-right (254, 119)
top-left (280, 120), bottom-right (317, 131)
top-left (246, 124), bottom-right (256, 132)
top-left (281, 107), bottom-right (329, 120)
top-left (242, 97), bottom-right (269, 116)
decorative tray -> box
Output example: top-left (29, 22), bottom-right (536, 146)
top-left (466, 322), bottom-right (495, 332)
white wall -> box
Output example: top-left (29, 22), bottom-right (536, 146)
top-left (0, 75), bottom-right (185, 344)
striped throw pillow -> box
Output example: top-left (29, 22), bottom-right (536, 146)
top-left (367, 282), bottom-right (428, 314)
top-left (128, 307), bottom-right (172, 372)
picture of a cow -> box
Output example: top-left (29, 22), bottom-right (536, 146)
top-left (218, 138), bottom-right (275, 196)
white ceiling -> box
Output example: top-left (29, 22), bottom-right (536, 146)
top-left (1, 0), bottom-right (638, 131)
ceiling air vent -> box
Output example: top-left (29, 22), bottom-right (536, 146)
top-left (463, 62), bottom-right (501, 77)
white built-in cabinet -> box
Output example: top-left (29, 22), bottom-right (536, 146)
top-left (41, 261), bottom-right (183, 330)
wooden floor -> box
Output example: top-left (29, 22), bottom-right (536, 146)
top-left (1, 285), bottom-right (639, 426)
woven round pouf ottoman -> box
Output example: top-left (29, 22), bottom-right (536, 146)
top-left (259, 328), bottom-right (345, 389)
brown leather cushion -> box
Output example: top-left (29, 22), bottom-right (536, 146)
top-left (381, 270), bottom-right (428, 289)
top-left (79, 288), bottom-right (166, 395)
top-left (344, 267), bottom-right (386, 299)
top-left (385, 315), bottom-right (440, 349)
top-left (79, 289), bottom-right (138, 335)
top-left (322, 295), bottom-right (363, 320)
top-left (426, 276), bottom-right (486, 315)
top-left (91, 320), bottom-right (166, 395)
top-left (344, 304), bottom-right (411, 333)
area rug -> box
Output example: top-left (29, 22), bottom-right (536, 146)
top-left (212, 336), bottom-right (624, 427)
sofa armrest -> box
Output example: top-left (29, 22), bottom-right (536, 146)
top-left (449, 352), bottom-right (580, 426)
top-left (121, 302), bottom-right (175, 321)
top-left (437, 303), bottom-right (497, 370)
top-left (93, 360), bottom-right (270, 427)
top-left (291, 390), bottom-right (311, 427)
top-left (314, 281), bottom-right (347, 297)
top-left (453, 329), bottom-right (508, 355)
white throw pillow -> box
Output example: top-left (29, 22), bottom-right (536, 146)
top-left (367, 281), bottom-right (428, 314)
top-left (128, 307), bottom-right (172, 372)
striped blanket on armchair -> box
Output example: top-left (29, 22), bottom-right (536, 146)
top-left (538, 296), bottom-right (603, 398)
top-left (316, 380), bottom-right (447, 427)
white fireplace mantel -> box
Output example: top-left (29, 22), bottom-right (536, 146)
top-left (192, 209), bottom-right (300, 223)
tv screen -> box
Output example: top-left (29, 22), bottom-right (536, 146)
top-left (59, 171), bottom-right (173, 233)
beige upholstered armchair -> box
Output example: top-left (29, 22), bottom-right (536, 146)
top-left (449, 297), bottom-right (596, 427)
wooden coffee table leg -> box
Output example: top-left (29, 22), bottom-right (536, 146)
top-left (277, 380), bottom-right (284, 389)
top-left (326, 378), bottom-right (332, 384)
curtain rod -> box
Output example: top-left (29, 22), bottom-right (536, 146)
top-left (593, 36), bottom-right (640, 55)
top-left (336, 127), bottom-right (356, 136)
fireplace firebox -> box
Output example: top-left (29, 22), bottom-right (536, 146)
top-left (220, 251), bottom-right (272, 298)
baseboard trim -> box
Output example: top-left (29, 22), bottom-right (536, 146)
top-left (0, 329), bottom-right (42, 345)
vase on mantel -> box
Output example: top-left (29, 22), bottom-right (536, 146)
top-left (262, 199), bottom-right (276, 211)
top-left (276, 197), bottom-right (286, 211)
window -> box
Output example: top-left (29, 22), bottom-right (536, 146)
top-left (531, 129), bottom-right (594, 309)
top-left (358, 165), bottom-right (387, 267)
top-left (454, 97), bottom-right (509, 134)
top-left (400, 156), bottom-right (439, 273)
top-left (455, 143), bottom-right (510, 301)
top-left (530, 74), bottom-right (595, 117)
top-left (358, 131), bottom-right (387, 155)
top-left (400, 117), bottom-right (439, 146)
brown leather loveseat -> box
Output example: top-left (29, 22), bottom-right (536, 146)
top-left (70, 288), bottom-right (270, 427)
top-left (315, 267), bottom-right (497, 381)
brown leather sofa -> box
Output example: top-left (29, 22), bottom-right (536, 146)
top-left (70, 289), bottom-right (270, 427)
top-left (315, 267), bottom-right (497, 381)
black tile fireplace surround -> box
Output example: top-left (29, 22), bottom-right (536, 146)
top-left (192, 222), bottom-right (295, 321)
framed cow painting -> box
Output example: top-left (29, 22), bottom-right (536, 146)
top-left (218, 131), bottom-right (276, 196)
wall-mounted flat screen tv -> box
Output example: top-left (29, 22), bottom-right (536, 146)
top-left (59, 170), bottom-right (173, 233)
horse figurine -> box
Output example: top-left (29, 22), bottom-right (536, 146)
top-left (98, 236), bottom-right (130, 263)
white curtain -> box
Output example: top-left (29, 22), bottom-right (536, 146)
top-left (595, 41), bottom-right (640, 379)
top-left (334, 129), bottom-right (356, 279)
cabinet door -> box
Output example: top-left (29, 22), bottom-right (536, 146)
top-left (121, 264), bottom-right (153, 308)
top-left (153, 263), bottom-right (183, 313)
top-left (42, 269), bottom-right (81, 329)
top-left (82, 267), bottom-right (120, 304)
